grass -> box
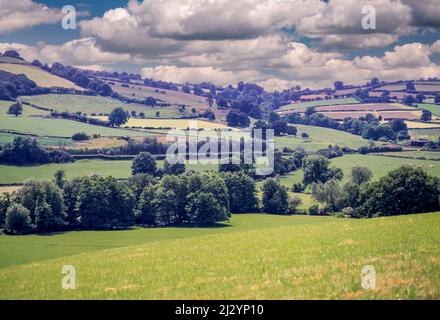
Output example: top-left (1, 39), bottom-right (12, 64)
top-left (263, 154), bottom-right (440, 190)
top-left (0, 160), bottom-right (218, 185)
top-left (405, 120), bottom-right (440, 129)
top-left (0, 132), bottom-right (72, 146)
top-left (416, 103), bottom-right (440, 117)
top-left (1, 99), bottom-right (150, 138)
top-left (0, 160), bottom-right (134, 184)
top-left (279, 98), bottom-right (359, 112)
top-left (19, 94), bottom-right (184, 118)
top-left (1, 213), bottom-right (440, 299)
top-left (372, 151), bottom-right (440, 160)
top-left (0, 63), bottom-right (82, 90)
top-left (275, 124), bottom-right (371, 152)
top-left (93, 116), bottom-right (230, 130)
top-left (409, 128), bottom-right (440, 141)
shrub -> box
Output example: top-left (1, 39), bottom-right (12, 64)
top-left (287, 195), bottom-right (302, 214)
top-left (5, 204), bottom-right (32, 234)
top-left (308, 204), bottom-right (320, 216)
top-left (71, 132), bottom-right (90, 141)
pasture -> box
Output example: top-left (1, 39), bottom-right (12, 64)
top-left (416, 103), bottom-right (440, 117)
top-left (1, 213), bottom-right (439, 299)
top-left (0, 160), bottom-right (218, 185)
top-left (272, 154), bottom-right (440, 188)
top-left (315, 103), bottom-right (412, 112)
top-left (320, 110), bottom-right (422, 121)
top-left (0, 63), bottom-right (82, 90)
top-left (19, 94), bottom-right (184, 118)
top-left (106, 80), bottom-right (209, 110)
top-left (275, 124), bottom-right (371, 152)
top-left (409, 128), bottom-right (440, 141)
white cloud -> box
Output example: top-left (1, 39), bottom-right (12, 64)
top-left (0, 38), bottom-right (130, 67)
top-left (0, 0), bottom-right (63, 34)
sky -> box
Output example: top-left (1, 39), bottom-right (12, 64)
top-left (0, 0), bottom-right (440, 91)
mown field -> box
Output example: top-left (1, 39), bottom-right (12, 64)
top-left (1, 213), bottom-right (439, 299)
top-left (0, 63), bottom-right (81, 90)
top-left (0, 160), bottom-right (219, 185)
top-left (278, 97), bottom-right (359, 113)
top-left (93, 116), bottom-right (230, 130)
top-left (19, 94), bottom-right (184, 118)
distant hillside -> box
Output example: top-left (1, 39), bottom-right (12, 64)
top-left (0, 63), bottom-right (82, 90)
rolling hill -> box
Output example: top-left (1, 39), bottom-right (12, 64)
top-left (0, 63), bottom-right (82, 90)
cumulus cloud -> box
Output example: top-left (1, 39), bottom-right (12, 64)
top-left (82, 0), bottom-right (323, 42)
top-left (0, 38), bottom-right (130, 67)
top-left (0, 0), bottom-right (64, 34)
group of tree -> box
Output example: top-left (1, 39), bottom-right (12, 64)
top-left (310, 165), bottom-right (440, 217)
top-left (287, 111), bottom-right (410, 142)
top-left (0, 169), bottom-right (265, 234)
top-left (0, 70), bottom-right (48, 100)
top-left (253, 112), bottom-right (297, 136)
top-left (0, 137), bottom-right (72, 165)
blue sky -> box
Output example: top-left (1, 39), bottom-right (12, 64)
top-left (1, 0), bottom-right (440, 90)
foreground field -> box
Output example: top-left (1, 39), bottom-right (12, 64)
top-left (1, 213), bottom-right (439, 299)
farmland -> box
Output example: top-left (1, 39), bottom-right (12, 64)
top-left (0, 63), bottom-right (82, 90)
top-left (315, 103), bottom-right (412, 112)
top-left (1, 213), bottom-right (440, 299)
top-left (19, 94), bottom-right (185, 118)
top-left (320, 110), bottom-right (422, 121)
top-left (105, 80), bottom-right (209, 110)
top-left (275, 124), bottom-right (373, 152)
top-left (278, 97), bottom-right (359, 113)
top-left (92, 116), bottom-right (231, 130)
top-left (272, 154), bottom-right (440, 188)
top-left (416, 103), bottom-right (440, 117)
top-left (409, 128), bottom-right (440, 141)
top-left (0, 159), bottom-right (219, 185)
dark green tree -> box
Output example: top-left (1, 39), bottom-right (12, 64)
top-left (5, 204), bottom-right (32, 234)
top-left (132, 152), bottom-right (157, 175)
top-left (7, 102), bottom-right (23, 117)
top-left (108, 107), bottom-right (129, 127)
top-left (222, 172), bottom-right (259, 213)
top-left (302, 156), bottom-right (343, 186)
top-left (261, 178), bottom-right (289, 214)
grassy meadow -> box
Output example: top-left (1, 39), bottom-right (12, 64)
top-left (267, 154), bottom-right (440, 189)
top-left (19, 94), bottom-right (184, 118)
top-left (1, 213), bottom-right (440, 299)
top-left (0, 63), bottom-right (81, 90)
top-left (275, 124), bottom-right (371, 152)
top-left (0, 160), bottom-right (219, 185)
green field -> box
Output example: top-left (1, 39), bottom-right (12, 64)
top-left (267, 154), bottom-right (440, 189)
top-left (279, 98), bottom-right (359, 112)
top-left (0, 132), bottom-right (72, 146)
top-left (19, 94), bottom-right (184, 118)
top-left (373, 151), bottom-right (440, 160)
top-left (0, 160), bottom-right (219, 185)
top-left (1, 213), bottom-right (439, 299)
top-left (416, 103), bottom-right (440, 117)
top-left (275, 124), bottom-right (371, 152)
top-left (409, 128), bottom-right (440, 141)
